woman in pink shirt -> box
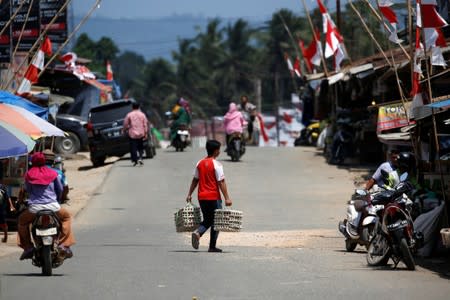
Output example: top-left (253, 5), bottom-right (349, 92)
top-left (223, 102), bottom-right (247, 147)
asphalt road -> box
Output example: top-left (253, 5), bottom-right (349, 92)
top-left (1, 146), bottom-right (449, 300)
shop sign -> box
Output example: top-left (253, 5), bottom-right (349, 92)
top-left (40, 0), bottom-right (67, 43)
top-left (0, 0), bottom-right (11, 63)
top-left (12, 0), bottom-right (41, 51)
top-left (377, 102), bottom-right (414, 133)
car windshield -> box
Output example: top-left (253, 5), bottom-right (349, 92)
top-left (90, 104), bottom-right (132, 124)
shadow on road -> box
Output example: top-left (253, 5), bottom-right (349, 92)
top-left (2, 273), bottom-right (65, 277)
top-left (416, 256), bottom-right (450, 280)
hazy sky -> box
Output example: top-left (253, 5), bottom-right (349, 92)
top-left (73, 0), bottom-right (327, 19)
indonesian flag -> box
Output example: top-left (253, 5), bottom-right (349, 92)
top-left (293, 57), bottom-right (301, 77)
top-left (418, 0), bottom-right (448, 28)
top-left (106, 60), bottom-right (114, 80)
top-left (410, 27), bottom-right (424, 118)
top-left (60, 52), bottom-right (96, 80)
top-left (61, 52), bottom-right (77, 68)
top-left (317, 0), bottom-right (347, 70)
top-left (299, 30), bottom-right (322, 73)
top-left (423, 27), bottom-right (447, 66)
top-left (17, 37), bottom-right (52, 95)
top-left (377, 0), bottom-right (402, 43)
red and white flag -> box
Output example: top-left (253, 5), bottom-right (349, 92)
top-left (418, 0), bottom-right (448, 28)
top-left (299, 30), bottom-right (322, 73)
top-left (17, 37), bottom-right (52, 95)
top-left (377, 0), bottom-right (402, 43)
top-left (317, 0), bottom-right (347, 70)
top-left (106, 60), bottom-right (114, 80)
top-left (423, 27), bottom-right (447, 66)
top-left (285, 53), bottom-right (295, 77)
top-left (293, 57), bottom-right (302, 77)
top-left (410, 27), bottom-right (424, 118)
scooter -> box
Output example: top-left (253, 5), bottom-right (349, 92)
top-left (171, 123), bottom-right (190, 152)
top-left (366, 172), bottom-right (424, 270)
top-left (30, 210), bottom-right (65, 276)
top-left (227, 132), bottom-right (246, 161)
top-left (339, 189), bottom-right (384, 251)
top-left (295, 120), bottom-right (321, 146)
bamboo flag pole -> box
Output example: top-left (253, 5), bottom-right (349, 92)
top-left (348, 0), bottom-right (392, 67)
top-left (3, 0), bottom-right (72, 91)
top-left (362, 0), bottom-right (410, 60)
top-left (278, 12), bottom-right (306, 77)
top-left (299, 0), bottom-right (329, 77)
top-left (11, 0), bottom-right (35, 59)
top-left (39, 0), bottom-right (103, 77)
top-left (0, 0), bottom-right (26, 38)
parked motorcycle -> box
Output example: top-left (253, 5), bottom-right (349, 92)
top-left (30, 210), bottom-right (65, 276)
top-left (227, 133), bottom-right (246, 161)
top-left (171, 123), bottom-right (190, 152)
top-left (328, 121), bottom-right (353, 165)
top-left (294, 120), bottom-right (321, 146)
top-left (338, 189), bottom-right (385, 251)
top-left (366, 172), bottom-right (424, 270)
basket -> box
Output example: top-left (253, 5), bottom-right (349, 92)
top-left (174, 202), bottom-right (201, 232)
top-left (440, 228), bottom-right (450, 248)
top-left (213, 207), bottom-right (243, 232)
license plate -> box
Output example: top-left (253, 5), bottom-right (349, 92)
top-left (36, 227), bottom-right (57, 236)
top-left (113, 131), bottom-right (120, 137)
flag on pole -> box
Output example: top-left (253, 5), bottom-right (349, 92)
top-left (293, 57), bottom-right (302, 77)
top-left (419, 0), bottom-right (448, 28)
top-left (317, 0), bottom-right (347, 70)
top-left (299, 30), bottom-right (322, 73)
top-left (106, 60), bottom-right (114, 80)
top-left (285, 53), bottom-right (295, 77)
top-left (377, 0), bottom-right (402, 43)
top-left (423, 27), bottom-right (447, 67)
top-left (16, 37), bottom-right (52, 95)
top-left (410, 27), bottom-right (424, 118)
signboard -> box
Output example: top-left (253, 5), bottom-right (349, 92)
top-left (12, 0), bottom-right (40, 51)
top-left (377, 102), bottom-right (414, 133)
top-left (0, 0), bottom-right (11, 63)
top-left (40, 0), bottom-right (67, 43)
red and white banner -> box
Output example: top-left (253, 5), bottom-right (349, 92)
top-left (317, 0), bottom-right (347, 70)
top-left (377, 0), bottom-right (402, 43)
top-left (293, 57), bottom-right (301, 77)
top-left (60, 52), bottom-right (96, 81)
top-left (299, 30), bottom-right (322, 73)
top-left (17, 37), bottom-right (52, 95)
top-left (418, 0), bottom-right (448, 28)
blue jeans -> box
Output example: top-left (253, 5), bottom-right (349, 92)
top-left (129, 138), bottom-right (144, 163)
top-left (197, 200), bottom-right (222, 248)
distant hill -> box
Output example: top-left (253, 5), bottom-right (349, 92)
top-left (75, 15), bottom-right (265, 62)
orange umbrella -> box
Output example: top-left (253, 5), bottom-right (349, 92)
top-left (0, 103), bottom-right (43, 139)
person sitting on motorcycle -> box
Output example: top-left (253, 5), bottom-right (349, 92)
top-left (365, 149), bottom-right (400, 191)
top-left (223, 102), bottom-right (247, 151)
top-left (17, 152), bottom-right (75, 260)
top-left (170, 99), bottom-right (191, 143)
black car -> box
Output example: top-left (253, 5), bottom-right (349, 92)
top-left (85, 100), bottom-right (156, 167)
top-left (53, 114), bottom-right (88, 155)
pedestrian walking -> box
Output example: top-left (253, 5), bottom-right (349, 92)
top-left (186, 140), bottom-right (232, 252)
top-left (123, 102), bottom-right (149, 166)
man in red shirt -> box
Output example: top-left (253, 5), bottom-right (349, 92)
top-left (123, 102), bottom-right (149, 166)
top-left (186, 140), bottom-right (232, 252)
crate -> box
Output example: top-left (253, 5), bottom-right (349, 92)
top-left (440, 228), bottom-right (450, 248)
top-left (214, 208), bottom-right (243, 232)
top-left (174, 203), bottom-right (201, 232)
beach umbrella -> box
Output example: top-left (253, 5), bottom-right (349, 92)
top-left (0, 103), bottom-right (64, 138)
top-left (0, 121), bottom-right (36, 159)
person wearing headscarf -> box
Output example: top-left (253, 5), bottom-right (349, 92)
top-left (170, 99), bottom-right (191, 142)
top-left (17, 152), bottom-right (75, 260)
top-left (223, 102), bottom-right (247, 148)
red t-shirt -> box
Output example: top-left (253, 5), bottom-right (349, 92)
top-left (193, 157), bottom-right (225, 200)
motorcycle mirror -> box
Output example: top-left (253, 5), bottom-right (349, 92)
top-left (400, 172), bottom-right (408, 182)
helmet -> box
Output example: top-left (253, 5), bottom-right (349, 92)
top-left (397, 152), bottom-right (414, 170)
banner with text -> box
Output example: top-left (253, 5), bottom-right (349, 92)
top-left (377, 102), bottom-right (414, 133)
top-left (12, 0), bottom-right (40, 51)
top-left (0, 1), bottom-right (11, 63)
top-left (40, 0), bottom-right (67, 43)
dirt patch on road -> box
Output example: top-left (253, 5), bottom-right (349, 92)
top-left (184, 229), bottom-right (340, 249)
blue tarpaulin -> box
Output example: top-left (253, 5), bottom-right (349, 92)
top-left (428, 99), bottom-right (450, 109)
top-left (0, 90), bottom-right (48, 120)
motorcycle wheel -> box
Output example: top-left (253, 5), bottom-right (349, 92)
top-left (366, 234), bottom-right (390, 266)
top-left (345, 238), bottom-right (357, 252)
top-left (42, 245), bottom-right (52, 276)
top-left (362, 224), bottom-right (377, 249)
top-left (400, 238), bottom-right (416, 270)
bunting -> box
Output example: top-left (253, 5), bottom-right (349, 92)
top-left (377, 0), bottom-right (402, 43)
top-left (16, 37), bottom-right (52, 95)
top-left (317, 0), bottom-right (347, 70)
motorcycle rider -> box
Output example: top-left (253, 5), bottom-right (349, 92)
top-left (365, 149), bottom-right (400, 191)
top-left (169, 98), bottom-right (191, 145)
top-left (223, 102), bottom-right (247, 151)
top-left (17, 152), bottom-right (75, 260)
top-left (237, 95), bottom-right (256, 143)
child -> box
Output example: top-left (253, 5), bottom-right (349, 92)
top-left (186, 139), bottom-right (232, 252)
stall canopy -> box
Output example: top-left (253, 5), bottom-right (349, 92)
top-left (0, 90), bottom-right (48, 119)
top-left (0, 121), bottom-right (36, 159)
top-left (413, 99), bottom-right (450, 120)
